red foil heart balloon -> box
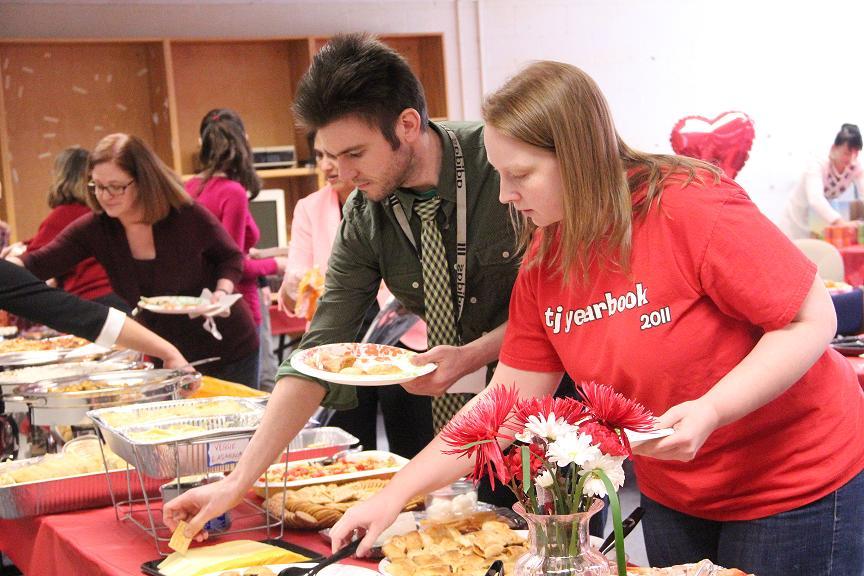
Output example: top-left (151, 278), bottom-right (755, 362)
top-left (670, 111), bottom-right (755, 179)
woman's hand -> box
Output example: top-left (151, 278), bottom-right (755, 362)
top-left (632, 398), bottom-right (721, 461)
top-left (277, 271), bottom-right (301, 314)
top-left (329, 493), bottom-right (404, 557)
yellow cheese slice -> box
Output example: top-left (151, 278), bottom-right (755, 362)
top-left (157, 539), bottom-right (309, 576)
top-left (168, 521), bottom-right (192, 555)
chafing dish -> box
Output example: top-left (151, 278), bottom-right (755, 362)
top-left (9, 369), bottom-right (199, 426)
top-left (0, 358), bottom-right (152, 395)
top-left (88, 397), bottom-right (265, 478)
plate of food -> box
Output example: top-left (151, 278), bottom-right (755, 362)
top-left (137, 295), bottom-right (221, 315)
top-left (255, 450), bottom-right (407, 494)
top-left (290, 343), bottom-right (436, 386)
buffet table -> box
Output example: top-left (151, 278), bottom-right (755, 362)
top-left (0, 502), bottom-right (377, 576)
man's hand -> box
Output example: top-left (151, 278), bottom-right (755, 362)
top-left (402, 345), bottom-right (473, 396)
top-left (162, 477), bottom-right (245, 543)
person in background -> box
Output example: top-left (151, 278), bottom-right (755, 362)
top-left (26, 146), bottom-right (131, 313)
top-left (162, 33), bottom-right (519, 539)
top-left (330, 61), bottom-right (864, 576)
top-left (8, 133), bottom-right (260, 386)
top-left (0, 260), bottom-right (187, 368)
top-left (780, 123), bottom-right (864, 239)
top-left (277, 131), bottom-right (434, 458)
top-left (186, 108), bottom-right (287, 388)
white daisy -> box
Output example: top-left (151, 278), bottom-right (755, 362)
top-left (515, 412), bottom-right (577, 443)
top-left (578, 454), bottom-right (626, 497)
top-left (535, 469), bottom-right (554, 489)
top-left (546, 430), bottom-right (600, 468)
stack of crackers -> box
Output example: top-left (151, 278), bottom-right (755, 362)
top-left (263, 478), bottom-right (422, 529)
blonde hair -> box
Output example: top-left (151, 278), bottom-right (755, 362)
top-left (87, 133), bottom-right (191, 224)
top-left (482, 61), bottom-right (720, 283)
top-left (48, 146), bottom-right (90, 208)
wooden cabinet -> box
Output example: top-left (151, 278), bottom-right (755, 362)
top-left (0, 34), bottom-right (447, 241)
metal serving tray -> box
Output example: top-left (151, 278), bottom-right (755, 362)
top-left (0, 360), bottom-right (152, 394)
top-left (88, 397), bottom-right (265, 478)
top-left (0, 456), bottom-right (162, 519)
top-left (286, 427), bottom-right (359, 461)
top-left (11, 369), bottom-right (195, 426)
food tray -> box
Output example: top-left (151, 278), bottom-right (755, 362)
top-left (0, 335), bottom-right (91, 367)
top-left (254, 449), bottom-right (408, 496)
top-left (15, 369), bottom-right (195, 427)
top-left (0, 359), bottom-right (152, 394)
top-left (0, 456), bottom-right (162, 519)
top-left (139, 539), bottom-right (322, 576)
top-left (285, 427), bottom-right (360, 462)
top-left (89, 397), bottom-right (266, 478)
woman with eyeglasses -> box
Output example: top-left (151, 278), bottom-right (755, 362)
top-left (7, 133), bottom-right (260, 386)
top-left (22, 146), bottom-right (132, 313)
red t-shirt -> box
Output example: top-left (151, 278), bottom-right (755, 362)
top-left (28, 203), bottom-right (113, 301)
top-left (500, 172), bottom-right (864, 521)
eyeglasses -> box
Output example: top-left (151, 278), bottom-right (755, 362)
top-left (88, 180), bottom-right (135, 197)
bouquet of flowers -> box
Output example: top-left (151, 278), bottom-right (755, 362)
top-left (440, 382), bottom-right (655, 576)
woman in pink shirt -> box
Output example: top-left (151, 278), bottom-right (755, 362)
top-left (186, 109), bottom-right (287, 386)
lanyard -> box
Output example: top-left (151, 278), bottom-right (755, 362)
top-left (389, 126), bottom-right (468, 325)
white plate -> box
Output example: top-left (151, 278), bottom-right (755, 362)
top-left (291, 343), bottom-right (436, 386)
top-left (255, 450), bottom-right (408, 491)
top-left (201, 563), bottom-right (379, 576)
top-left (623, 427), bottom-right (675, 447)
top-left (137, 295), bottom-right (221, 315)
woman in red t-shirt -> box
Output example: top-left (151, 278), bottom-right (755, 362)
top-left (27, 146), bottom-right (130, 312)
top-left (330, 62), bottom-right (864, 576)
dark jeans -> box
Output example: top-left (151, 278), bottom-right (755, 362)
top-left (327, 384), bottom-right (434, 459)
top-left (201, 350), bottom-right (260, 389)
top-left (641, 469), bottom-right (864, 576)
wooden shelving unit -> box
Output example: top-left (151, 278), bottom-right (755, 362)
top-left (0, 34), bottom-right (447, 241)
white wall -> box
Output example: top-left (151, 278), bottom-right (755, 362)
top-left (3, 0), bottom-right (862, 220)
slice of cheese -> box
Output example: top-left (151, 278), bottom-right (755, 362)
top-left (157, 539), bottom-right (309, 576)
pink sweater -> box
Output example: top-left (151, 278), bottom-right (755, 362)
top-left (186, 176), bottom-right (278, 325)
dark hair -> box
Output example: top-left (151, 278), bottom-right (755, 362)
top-left (834, 123), bottom-right (863, 150)
top-left (294, 33), bottom-right (428, 150)
top-left (48, 146), bottom-right (90, 208)
top-left (88, 133), bottom-right (191, 224)
top-left (197, 108), bottom-right (262, 200)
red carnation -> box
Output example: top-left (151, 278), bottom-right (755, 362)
top-left (579, 382), bottom-right (654, 432)
top-left (440, 384), bottom-right (520, 488)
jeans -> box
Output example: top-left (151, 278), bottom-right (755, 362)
top-left (641, 468), bottom-right (864, 576)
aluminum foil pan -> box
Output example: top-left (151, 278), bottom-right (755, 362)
top-left (88, 397), bottom-right (265, 478)
top-left (0, 456), bottom-right (162, 519)
top-left (286, 427), bottom-right (359, 461)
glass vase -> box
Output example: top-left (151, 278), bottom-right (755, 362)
top-left (513, 499), bottom-right (610, 576)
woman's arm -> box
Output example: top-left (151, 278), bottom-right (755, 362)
top-left (328, 362), bottom-right (563, 555)
top-left (278, 198), bottom-right (316, 312)
top-left (637, 275), bottom-right (835, 461)
top-left (805, 165), bottom-right (844, 224)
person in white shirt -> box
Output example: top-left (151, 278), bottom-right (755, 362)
top-left (780, 123), bottom-right (864, 239)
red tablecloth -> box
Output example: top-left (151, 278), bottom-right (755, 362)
top-left (840, 245), bottom-right (864, 286)
top-left (0, 503), bottom-right (377, 576)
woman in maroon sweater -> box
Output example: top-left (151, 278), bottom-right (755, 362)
top-left (14, 134), bottom-right (259, 386)
top-left (28, 146), bottom-right (131, 312)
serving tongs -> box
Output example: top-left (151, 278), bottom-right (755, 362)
top-left (277, 538), bottom-right (361, 576)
